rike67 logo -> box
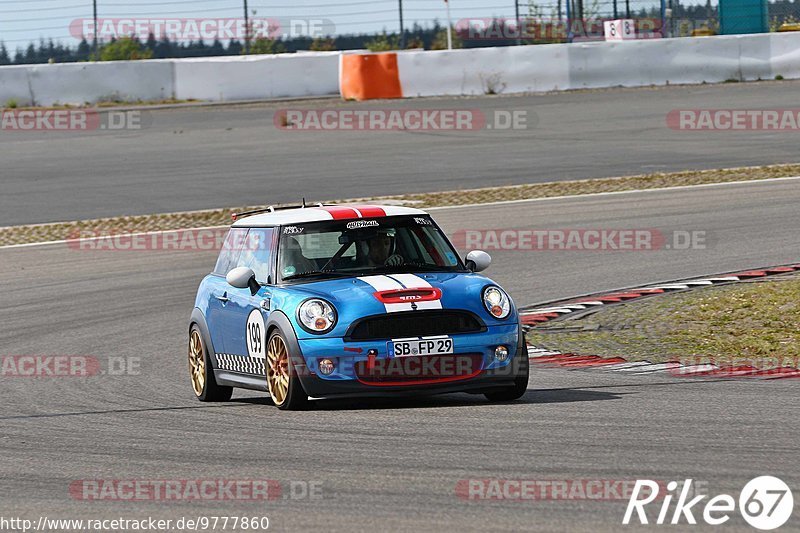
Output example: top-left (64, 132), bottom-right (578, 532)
top-left (623, 477), bottom-right (794, 530)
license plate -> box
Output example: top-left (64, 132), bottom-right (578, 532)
top-left (389, 337), bottom-right (454, 357)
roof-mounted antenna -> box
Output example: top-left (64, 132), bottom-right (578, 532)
top-left (232, 202), bottom-right (315, 221)
top-left (302, 197), bottom-right (306, 208)
top-left (232, 205), bottom-right (275, 220)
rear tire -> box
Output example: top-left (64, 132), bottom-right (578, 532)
top-left (485, 349), bottom-right (529, 402)
top-left (189, 325), bottom-right (233, 402)
top-left (266, 329), bottom-right (309, 411)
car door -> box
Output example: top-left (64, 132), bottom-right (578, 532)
top-left (224, 228), bottom-right (276, 373)
top-left (206, 228), bottom-right (247, 355)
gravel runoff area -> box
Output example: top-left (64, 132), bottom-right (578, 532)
top-left (2, 163), bottom-right (800, 247)
top-left (526, 273), bottom-right (800, 367)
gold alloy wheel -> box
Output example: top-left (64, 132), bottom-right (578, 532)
top-left (267, 334), bottom-right (290, 405)
top-left (188, 330), bottom-right (206, 396)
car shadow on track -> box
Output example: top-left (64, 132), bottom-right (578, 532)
top-left (0, 387), bottom-right (634, 420)
top-left (527, 388), bottom-right (628, 404)
top-left (230, 387), bottom-right (625, 411)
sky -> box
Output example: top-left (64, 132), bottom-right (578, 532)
top-left (0, 0), bottom-right (533, 49)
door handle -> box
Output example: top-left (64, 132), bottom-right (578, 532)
top-left (215, 294), bottom-right (230, 303)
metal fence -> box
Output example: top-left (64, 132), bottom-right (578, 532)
top-left (2, 0), bottom-right (800, 64)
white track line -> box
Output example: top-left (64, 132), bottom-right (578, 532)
top-left (4, 176), bottom-right (800, 251)
top-left (522, 307), bottom-right (576, 314)
top-left (667, 363), bottom-right (719, 375)
top-left (635, 362), bottom-right (683, 374)
top-left (628, 364), bottom-right (682, 373)
top-left (428, 175), bottom-right (800, 211)
top-left (528, 350), bottom-right (565, 358)
top-left (602, 361), bottom-right (657, 371)
top-left (0, 225), bottom-right (227, 250)
top-left (619, 362), bottom-right (682, 373)
top-left (527, 346), bottom-right (557, 354)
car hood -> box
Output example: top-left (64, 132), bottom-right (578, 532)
top-left (273, 272), bottom-right (515, 339)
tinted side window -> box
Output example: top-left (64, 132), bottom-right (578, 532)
top-left (235, 228), bottom-right (275, 283)
top-left (213, 228), bottom-right (248, 275)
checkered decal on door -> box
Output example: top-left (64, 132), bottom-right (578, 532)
top-left (215, 353), bottom-right (265, 375)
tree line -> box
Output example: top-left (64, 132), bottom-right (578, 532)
top-left (0, 23), bottom-right (460, 65)
top-left (2, 1), bottom-right (795, 66)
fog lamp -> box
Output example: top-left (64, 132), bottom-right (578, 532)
top-left (318, 358), bottom-right (335, 376)
top-left (494, 346), bottom-right (509, 362)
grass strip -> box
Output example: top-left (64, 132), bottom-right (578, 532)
top-left (526, 276), bottom-right (800, 366)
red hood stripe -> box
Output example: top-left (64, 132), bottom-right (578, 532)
top-left (374, 288), bottom-right (442, 304)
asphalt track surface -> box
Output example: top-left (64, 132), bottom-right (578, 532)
top-left (4, 80), bottom-right (800, 226)
top-left (1, 179), bottom-right (798, 532)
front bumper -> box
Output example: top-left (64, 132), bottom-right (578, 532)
top-left (294, 324), bottom-right (525, 399)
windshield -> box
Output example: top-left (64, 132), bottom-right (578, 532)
top-left (277, 215), bottom-right (463, 282)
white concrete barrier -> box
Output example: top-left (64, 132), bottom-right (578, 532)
top-left (567, 36), bottom-right (743, 88)
top-left (397, 44), bottom-right (570, 97)
top-left (0, 65), bottom-right (34, 106)
top-left (737, 33), bottom-right (774, 81)
top-left (173, 52), bottom-right (340, 101)
top-left (396, 32), bottom-right (800, 98)
top-left (764, 32), bottom-right (800, 79)
top-left (0, 52), bottom-right (340, 107)
top-left (25, 60), bottom-right (174, 106)
top-left (1, 32), bottom-right (799, 106)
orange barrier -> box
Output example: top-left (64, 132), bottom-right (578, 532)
top-left (339, 53), bottom-right (403, 101)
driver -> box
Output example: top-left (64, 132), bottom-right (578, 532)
top-left (365, 229), bottom-right (404, 267)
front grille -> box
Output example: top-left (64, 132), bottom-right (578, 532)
top-left (345, 310), bottom-right (485, 341)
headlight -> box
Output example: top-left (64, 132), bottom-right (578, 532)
top-left (483, 286), bottom-right (511, 319)
top-left (298, 298), bottom-right (337, 334)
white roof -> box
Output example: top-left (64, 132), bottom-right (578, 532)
top-left (232, 204), bottom-right (428, 227)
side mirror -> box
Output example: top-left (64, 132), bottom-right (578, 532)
top-left (465, 250), bottom-right (492, 272)
top-left (226, 267), bottom-right (260, 295)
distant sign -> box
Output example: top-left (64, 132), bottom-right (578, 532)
top-left (604, 19), bottom-right (636, 40)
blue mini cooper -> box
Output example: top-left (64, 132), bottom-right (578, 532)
top-left (188, 204), bottom-right (528, 410)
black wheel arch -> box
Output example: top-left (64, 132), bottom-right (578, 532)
top-left (189, 308), bottom-right (219, 369)
top-left (265, 310), bottom-right (309, 391)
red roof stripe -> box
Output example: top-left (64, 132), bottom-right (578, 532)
top-left (351, 205), bottom-right (387, 218)
top-left (318, 206), bottom-right (360, 220)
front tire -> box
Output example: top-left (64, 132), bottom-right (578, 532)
top-left (485, 349), bottom-right (529, 402)
top-left (189, 325), bottom-right (233, 402)
top-left (266, 329), bottom-right (309, 411)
